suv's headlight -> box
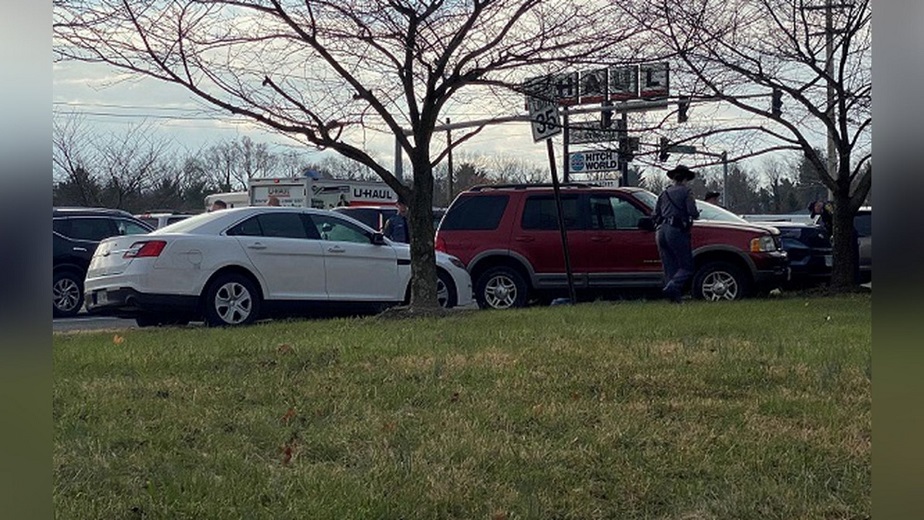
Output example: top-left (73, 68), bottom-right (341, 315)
top-left (750, 235), bottom-right (778, 252)
top-left (448, 256), bottom-right (466, 269)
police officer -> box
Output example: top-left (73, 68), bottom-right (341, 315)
top-left (383, 198), bottom-right (410, 243)
top-left (654, 165), bottom-right (701, 303)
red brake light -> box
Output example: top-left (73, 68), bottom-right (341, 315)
top-left (435, 235), bottom-right (446, 253)
top-left (124, 240), bottom-right (167, 258)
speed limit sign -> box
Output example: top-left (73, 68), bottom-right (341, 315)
top-left (524, 76), bottom-right (563, 142)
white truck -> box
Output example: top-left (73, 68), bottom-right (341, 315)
top-left (248, 176), bottom-right (397, 209)
top-left (204, 176), bottom-right (397, 211)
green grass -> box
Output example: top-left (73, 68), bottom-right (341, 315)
top-left (54, 294), bottom-right (871, 519)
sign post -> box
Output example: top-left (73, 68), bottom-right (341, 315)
top-left (525, 77), bottom-right (576, 305)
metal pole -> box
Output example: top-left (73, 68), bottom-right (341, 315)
top-left (562, 112), bottom-right (570, 183)
top-left (547, 139), bottom-right (577, 304)
top-left (722, 151), bottom-right (728, 207)
top-left (825, 0), bottom-right (837, 200)
top-left (445, 117), bottom-right (453, 202)
top-left (619, 111), bottom-right (629, 186)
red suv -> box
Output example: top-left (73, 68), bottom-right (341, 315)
top-left (435, 184), bottom-right (788, 309)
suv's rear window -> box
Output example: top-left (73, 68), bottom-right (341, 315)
top-left (440, 195), bottom-right (509, 231)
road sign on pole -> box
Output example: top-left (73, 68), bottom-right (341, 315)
top-left (524, 76), bottom-right (563, 142)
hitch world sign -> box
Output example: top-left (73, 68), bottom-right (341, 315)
top-left (567, 150), bottom-right (620, 174)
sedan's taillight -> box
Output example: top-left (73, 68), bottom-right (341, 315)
top-left (124, 240), bottom-right (167, 258)
top-left (435, 235), bottom-right (447, 253)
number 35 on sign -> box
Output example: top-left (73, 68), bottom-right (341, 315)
top-left (524, 82), bottom-right (563, 142)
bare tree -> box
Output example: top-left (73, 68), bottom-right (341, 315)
top-left (631, 0), bottom-right (871, 289)
top-left (762, 156), bottom-right (794, 214)
top-left (53, 112), bottom-right (99, 206)
top-left (95, 124), bottom-right (175, 209)
top-left (55, 0), bottom-right (645, 309)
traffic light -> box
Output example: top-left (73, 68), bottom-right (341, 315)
top-left (771, 88), bottom-right (783, 117)
top-left (659, 137), bottom-right (670, 162)
top-left (677, 96), bottom-right (690, 123)
top-left (601, 100), bottom-right (613, 128)
top-left (618, 137), bottom-right (635, 162)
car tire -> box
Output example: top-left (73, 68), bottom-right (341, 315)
top-left (53, 270), bottom-right (85, 318)
top-left (692, 261), bottom-right (751, 301)
top-left (437, 270), bottom-right (458, 309)
top-left (202, 273), bottom-right (261, 327)
top-left (475, 266), bottom-right (528, 310)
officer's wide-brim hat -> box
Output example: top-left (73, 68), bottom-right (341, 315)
top-left (666, 165), bottom-right (696, 181)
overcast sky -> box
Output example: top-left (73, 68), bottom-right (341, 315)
top-left (54, 59), bottom-right (818, 187)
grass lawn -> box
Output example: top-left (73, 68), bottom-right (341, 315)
top-left (53, 294), bottom-right (871, 519)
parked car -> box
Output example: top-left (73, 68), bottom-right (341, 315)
top-left (53, 207), bottom-right (154, 317)
top-left (435, 184), bottom-right (789, 309)
top-left (135, 211), bottom-right (196, 229)
top-left (698, 202), bottom-right (832, 286)
top-left (332, 205), bottom-right (447, 232)
top-left (85, 207), bottom-right (473, 327)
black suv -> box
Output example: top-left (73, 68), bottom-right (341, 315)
top-left (53, 207), bottom-right (153, 317)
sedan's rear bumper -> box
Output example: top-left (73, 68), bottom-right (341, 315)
top-left (86, 287), bottom-right (199, 317)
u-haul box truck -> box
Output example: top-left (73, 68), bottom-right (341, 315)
top-left (248, 176), bottom-right (397, 208)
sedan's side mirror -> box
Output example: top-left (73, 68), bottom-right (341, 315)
top-left (637, 216), bottom-right (656, 231)
top-left (371, 232), bottom-right (386, 245)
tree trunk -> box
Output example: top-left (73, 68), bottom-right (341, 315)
top-left (829, 196), bottom-right (857, 290)
top-left (407, 154), bottom-right (439, 310)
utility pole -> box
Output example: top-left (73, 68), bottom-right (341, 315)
top-left (804, 0), bottom-right (850, 200)
top-left (825, 0), bottom-right (837, 200)
top-left (721, 151), bottom-right (728, 208)
top-left (619, 111), bottom-right (629, 186)
top-left (445, 117), bottom-right (453, 202)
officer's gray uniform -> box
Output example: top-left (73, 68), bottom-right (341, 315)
top-left (653, 184), bottom-right (700, 300)
top-left (383, 213), bottom-right (410, 243)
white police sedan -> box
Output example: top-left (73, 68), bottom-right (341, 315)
top-left (85, 207), bottom-right (473, 326)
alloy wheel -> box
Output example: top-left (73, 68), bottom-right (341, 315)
top-left (484, 275), bottom-right (518, 309)
top-left (699, 270), bottom-right (739, 301)
top-left (54, 277), bottom-right (81, 313)
top-left (214, 281), bottom-right (253, 325)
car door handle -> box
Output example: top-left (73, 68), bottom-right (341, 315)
top-left (590, 236), bottom-right (611, 242)
top-left (514, 236), bottom-right (535, 243)
top-left (327, 246), bottom-right (345, 253)
top-left (247, 243), bottom-right (267, 250)
top-left (73, 246), bottom-right (88, 252)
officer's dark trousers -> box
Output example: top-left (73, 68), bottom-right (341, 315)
top-left (656, 224), bottom-right (694, 297)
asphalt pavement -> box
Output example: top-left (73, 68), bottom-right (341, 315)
top-left (53, 314), bottom-right (139, 333)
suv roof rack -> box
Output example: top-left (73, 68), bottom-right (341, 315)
top-left (467, 183), bottom-right (597, 192)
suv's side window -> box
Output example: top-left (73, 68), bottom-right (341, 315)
top-left (521, 195), bottom-right (581, 230)
top-left (588, 195), bottom-right (645, 230)
top-left (440, 195), bottom-right (509, 231)
top-left (55, 217), bottom-right (114, 242)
